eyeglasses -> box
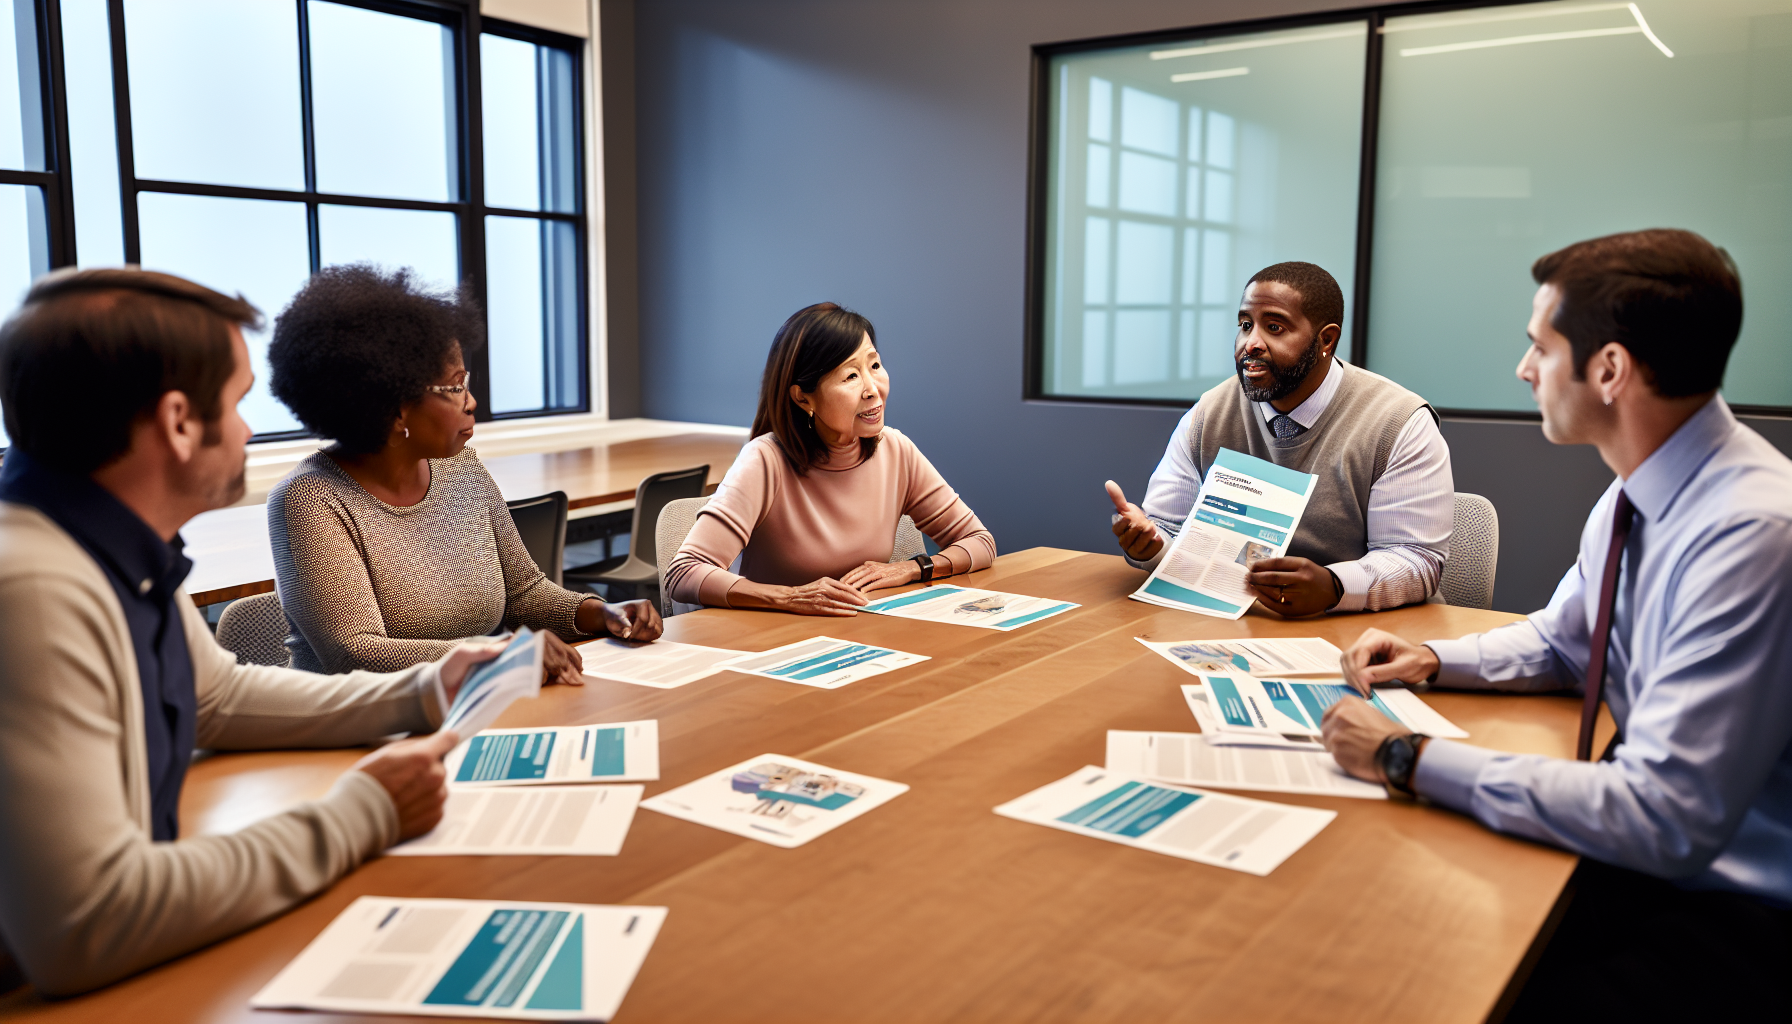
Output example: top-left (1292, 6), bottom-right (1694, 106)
top-left (425, 371), bottom-right (474, 410)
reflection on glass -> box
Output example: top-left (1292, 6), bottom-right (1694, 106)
top-left (1041, 25), bottom-right (1366, 400)
top-left (61, 0), bottom-right (124, 265)
top-left (1369, 0), bottom-right (1792, 410)
top-left (137, 193), bottom-right (310, 434)
top-left (481, 34), bottom-right (577, 213)
top-left (310, 2), bottom-right (455, 202)
top-left (1, 0), bottom-right (45, 171)
top-left (0, 183), bottom-right (48, 446)
top-left (124, 0), bottom-right (302, 190)
top-left (485, 215), bottom-right (581, 414)
top-left (319, 205), bottom-right (459, 293)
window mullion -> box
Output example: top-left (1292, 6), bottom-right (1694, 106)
top-left (103, 0), bottom-right (137, 262)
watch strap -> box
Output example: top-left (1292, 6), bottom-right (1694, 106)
top-left (910, 553), bottom-right (935, 584)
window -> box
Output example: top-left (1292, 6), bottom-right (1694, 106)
top-left (1, 0), bottom-right (589, 442)
top-left (1032, 1), bottom-right (1792, 414)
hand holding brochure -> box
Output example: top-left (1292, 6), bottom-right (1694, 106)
top-left (446, 721), bottom-right (659, 786)
top-left (252, 896), bottom-right (665, 1021)
top-left (1132, 448), bottom-right (1317, 620)
top-left (641, 754), bottom-right (908, 848)
top-left (862, 585), bottom-right (1079, 631)
top-left (1196, 673), bottom-right (1469, 740)
top-left (442, 628), bottom-right (544, 740)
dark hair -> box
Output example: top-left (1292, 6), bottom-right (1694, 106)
top-left (1245, 262), bottom-right (1345, 336)
top-left (0, 267), bottom-right (261, 473)
top-left (269, 264), bottom-right (484, 455)
top-left (1531, 229), bottom-right (1742, 397)
top-left (750, 302), bottom-right (880, 475)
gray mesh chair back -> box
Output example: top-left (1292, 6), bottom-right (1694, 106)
top-left (215, 591), bottom-right (293, 667)
top-left (506, 490), bottom-right (569, 586)
top-left (1440, 492), bottom-right (1500, 610)
top-left (567, 465), bottom-right (710, 600)
top-left (890, 515), bottom-right (925, 562)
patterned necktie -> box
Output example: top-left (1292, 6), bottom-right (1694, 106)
top-left (1577, 489), bottom-right (1636, 761)
top-left (1269, 414), bottom-right (1305, 439)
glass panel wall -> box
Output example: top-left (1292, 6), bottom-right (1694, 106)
top-left (309, 1), bottom-right (456, 202)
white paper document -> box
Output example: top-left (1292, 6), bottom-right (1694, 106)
top-left (391, 785), bottom-right (642, 856)
top-left (577, 638), bottom-right (748, 689)
top-left (251, 896), bottom-right (666, 1021)
top-left (1106, 730), bottom-right (1386, 800)
top-left (443, 629), bottom-right (545, 740)
top-left (1182, 684), bottom-right (1323, 750)
top-left (641, 754), bottom-right (908, 848)
top-left (994, 765), bottom-right (1335, 876)
top-left (861, 584), bottom-right (1079, 631)
top-left (1195, 674), bottom-right (1469, 740)
top-left (1138, 636), bottom-right (1344, 677)
top-left (446, 722), bottom-right (659, 786)
top-left (1131, 448), bottom-right (1318, 620)
top-left (717, 637), bottom-right (929, 690)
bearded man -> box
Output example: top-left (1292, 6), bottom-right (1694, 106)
top-left (1106, 262), bottom-right (1455, 616)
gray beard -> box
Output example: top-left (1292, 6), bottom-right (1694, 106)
top-left (1236, 336), bottom-right (1322, 403)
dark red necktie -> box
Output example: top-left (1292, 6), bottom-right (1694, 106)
top-left (1577, 489), bottom-right (1636, 761)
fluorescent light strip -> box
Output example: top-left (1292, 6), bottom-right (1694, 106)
top-left (1170, 66), bottom-right (1250, 83)
top-left (1149, 25), bottom-right (1364, 61)
top-left (1628, 3), bottom-right (1674, 57)
top-left (1400, 25), bottom-right (1643, 57)
top-left (1382, 2), bottom-right (1629, 34)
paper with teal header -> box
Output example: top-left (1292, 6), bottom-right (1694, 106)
top-left (445, 721), bottom-right (660, 787)
top-left (641, 753), bottom-right (909, 848)
top-left (993, 765), bottom-right (1336, 876)
top-left (250, 896), bottom-right (667, 1020)
top-left (1187, 675), bottom-right (1469, 740)
top-left (861, 585), bottom-right (1080, 631)
top-left (1130, 446), bottom-right (1318, 620)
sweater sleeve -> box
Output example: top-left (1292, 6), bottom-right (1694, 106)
top-left (664, 442), bottom-right (776, 607)
top-left (470, 460), bottom-right (593, 641)
top-left (898, 435), bottom-right (996, 574)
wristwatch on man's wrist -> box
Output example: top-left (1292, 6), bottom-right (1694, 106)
top-left (1376, 732), bottom-right (1430, 796)
top-left (910, 553), bottom-right (935, 584)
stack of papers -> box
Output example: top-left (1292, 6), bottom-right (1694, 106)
top-left (1191, 675), bottom-right (1468, 741)
top-left (862, 585), bottom-right (1079, 631)
top-left (717, 637), bottom-right (929, 690)
top-left (577, 638), bottom-right (747, 689)
top-left (994, 766), bottom-right (1335, 875)
top-left (252, 897), bottom-right (665, 1020)
top-left (642, 754), bottom-right (908, 848)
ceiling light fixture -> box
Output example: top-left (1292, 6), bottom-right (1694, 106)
top-left (1170, 67), bottom-right (1251, 83)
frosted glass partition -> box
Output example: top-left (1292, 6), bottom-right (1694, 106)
top-left (1039, 23), bottom-right (1367, 402)
top-left (1368, 0), bottom-right (1792, 410)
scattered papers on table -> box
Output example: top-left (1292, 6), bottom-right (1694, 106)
top-left (443, 628), bottom-right (544, 740)
top-left (641, 754), bottom-right (908, 848)
top-left (994, 765), bottom-right (1334, 876)
top-left (446, 722), bottom-right (659, 786)
top-left (718, 637), bottom-right (929, 690)
top-left (1131, 448), bottom-right (1317, 620)
top-left (1182, 684), bottom-right (1322, 750)
top-left (391, 785), bottom-right (642, 856)
top-left (1106, 730), bottom-right (1385, 801)
top-left (251, 896), bottom-right (666, 1021)
top-left (577, 637), bottom-right (748, 689)
top-left (862, 585), bottom-right (1079, 631)
top-left (1195, 674), bottom-right (1468, 740)
top-left (1137, 636), bottom-right (1343, 677)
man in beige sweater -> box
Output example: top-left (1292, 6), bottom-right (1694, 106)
top-left (0, 268), bottom-right (498, 996)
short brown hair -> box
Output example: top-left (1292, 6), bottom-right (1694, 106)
top-left (0, 267), bottom-right (262, 473)
top-left (1531, 229), bottom-right (1742, 397)
top-left (750, 302), bottom-right (879, 475)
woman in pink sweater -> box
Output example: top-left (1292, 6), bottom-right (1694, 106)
top-left (664, 303), bottom-right (996, 615)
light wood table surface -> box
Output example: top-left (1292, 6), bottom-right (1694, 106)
top-left (7, 549), bottom-right (1602, 1023)
top-left (181, 432), bottom-right (745, 607)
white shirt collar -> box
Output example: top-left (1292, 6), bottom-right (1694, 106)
top-left (1257, 357), bottom-right (1344, 428)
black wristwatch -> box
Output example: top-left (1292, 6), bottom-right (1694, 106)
top-left (910, 553), bottom-right (935, 584)
top-left (1376, 732), bottom-right (1430, 796)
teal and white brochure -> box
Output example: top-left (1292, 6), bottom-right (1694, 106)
top-left (1192, 674), bottom-right (1468, 740)
top-left (445, 721), bottom-right (660, 787)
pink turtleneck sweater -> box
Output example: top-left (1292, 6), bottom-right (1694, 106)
top-left (665, 427), bottom-right (997, 607)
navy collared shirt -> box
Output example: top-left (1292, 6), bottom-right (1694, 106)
top-left (0, 450), bottom-right (197, 841)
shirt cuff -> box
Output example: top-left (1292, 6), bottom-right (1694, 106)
top-left (418, 660), bottom-right (449, 730)
top-left (1425, 637), bottom-right (1482, 688)
top-left (1412, 737), bottom-right (1493, 814)
top-left (1326, 560), bottom-right (1371, 612)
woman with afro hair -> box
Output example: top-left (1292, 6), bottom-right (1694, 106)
top-left (265, 264), bottom-right (660, 684)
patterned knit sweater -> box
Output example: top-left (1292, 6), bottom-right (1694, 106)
top-left (268, 447), bottom-right (592, 673)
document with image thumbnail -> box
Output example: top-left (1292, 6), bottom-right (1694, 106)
top-left (862, 585), bottom-right (1079, 631)
top-left (1181, 684), bottom-right (1322, 750)
top-left (1131, 448), bottom-right (1317, 620)
top-left (577, 638), bottom-right (748, 689)
top-left (391, 785), bottom-right (641, 856)
top-left (641, 754), bottom-right (908, 848)
top-left (443, 628), bottom-right (544, 740)
top-left (1195, 674), bottom-right (1468, 740)
top-left (1106, 729), bottom-right (1386, 800)
top-left (251, 896), bottom-right (665, 1021)
top-left (1137, 636), bottom-right (1343, 677)
top-left (719, 637), bottom-right (929, 690)
top-left (994, 765), bottom-right (1335, 876)
top-left (445, 721), bottom-right (659, 786)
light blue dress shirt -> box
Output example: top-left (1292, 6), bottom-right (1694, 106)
top-left (1416, 397), bottom-right (1792, 904)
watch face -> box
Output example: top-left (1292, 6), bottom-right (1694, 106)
top-left (1383, 736), bottom-right (1415, 787)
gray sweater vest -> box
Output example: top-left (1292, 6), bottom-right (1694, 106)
top-left (1188, 362), bottom-right (1435, 566)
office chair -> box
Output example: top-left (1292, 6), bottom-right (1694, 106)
top-left (565, 465), bottom-right (710, 604)
top-left (1440, 492), bottom-right (1500, 610)
top-left (506, 491), bottom-right (570, 587)
top-left (215, 591), bottom-right (293, 668)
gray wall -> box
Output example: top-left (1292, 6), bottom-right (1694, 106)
top-left (613, 0), bottom-right (1792, 614)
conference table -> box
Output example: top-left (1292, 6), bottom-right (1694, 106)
top-left (4, 549), bottom-right (1606, 1023)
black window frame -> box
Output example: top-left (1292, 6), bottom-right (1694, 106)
top-left (1024, 0), bottom-right (1792, 421)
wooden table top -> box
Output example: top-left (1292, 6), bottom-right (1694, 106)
top-left (181, 432), bottom-right (746, 607)
top-left (7, 549), bottom-right (1597, 1023)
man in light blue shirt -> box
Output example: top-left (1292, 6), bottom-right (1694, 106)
top-left (1322, 228), bottom-right (1792, 1022)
